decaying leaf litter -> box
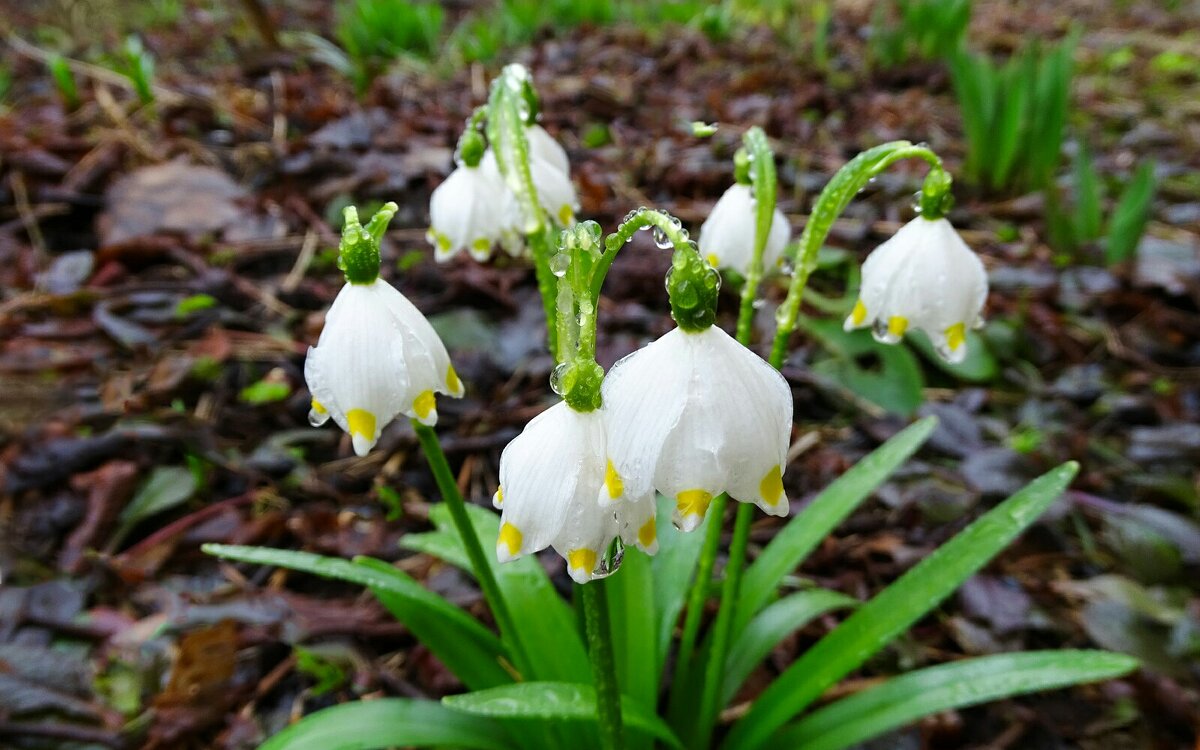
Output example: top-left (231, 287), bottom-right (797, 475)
top-left (1, 0), bottom-right (1198, 748)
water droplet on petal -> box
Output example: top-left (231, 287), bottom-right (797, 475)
top-left (591, 537), bottom-right (625, 579)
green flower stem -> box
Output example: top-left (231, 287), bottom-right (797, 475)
top-left (768, 141), bottom-right (948, 368)
top-left (413, 421), bottom-right (528, 675)
top-left (581, 579), bottom-right (626, 750)
top-left (735, 127), bottom-right (777, 344)
top-left (484, 65), bottom-right (560, 360)
top-left (592, 208), bottom-right (694, 305)
top-left (530, 225), bottom-right (561, 361)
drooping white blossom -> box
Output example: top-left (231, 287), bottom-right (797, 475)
top-left (493, 401), bottom-right (658, 583)
top-left (306, 278), bottom-right (465, 456)
top-left (844, 216), bottom-right (988, 364)
top-left (698, 183), bottom-right (790, 275)
top-left (600, 325), bottom-right (793, 532)
top-left (427, 162), bottom-right (516, 262)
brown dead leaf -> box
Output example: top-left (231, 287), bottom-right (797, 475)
top-left (100, 160), bottom-right (249, 245)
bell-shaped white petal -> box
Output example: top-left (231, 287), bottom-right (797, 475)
top-left (305, 279), bottom-right (465, 456)
top-left (495, 402), bottom-right (622, 583)
top-left (601, 326), bottom-right (793, 532)
top-left (481, 146), bottom-right (578, 231)
top-left (844, 216), bottom-right (987, 364)
top-left (526, 124), bottom-right (570, 176)
top-left (427, 163), bottom-right (513, 262)
top-left (698, 184), bottom-right (790, 275)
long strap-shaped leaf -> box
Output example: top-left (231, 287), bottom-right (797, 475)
top-left (735, 416), bottom-right (938, 635)
top-left (444, 682), bottom-right (685, 749)
top-left (721, 589), bottom-right (859, 707)
top-left (402, 503), bottom-right (592, 683)
top-left (775, 650), bottom-right (1138, 750)
top-left (258, 697), bottom-right (513, 750)
top-left (202, 545), bottom-right (511, 690)
top-left (722, 461), bottom-right (1080, 750)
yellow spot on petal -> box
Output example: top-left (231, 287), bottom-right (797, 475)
top-left (311, 399), bottom-right (328, 415)
top-left (676, 489), bottom-right (713, 519)
top-left (850, 299), bottom-right (867, 326)
top-left (760, 465), bottom-right (784, 506)
top-left (638, 517), bottom-right (657, 549)
top-left (346, 409), bottom-right (375, 441)
top-left (706, 253), bottom-right (720, 268)
top-left (558, 204), bottom-right (575, 226)
top-left (945, 322), bottom-right (966, 352)
top-left (887, 316), bottom-right (908, 338)
top-left (472, 237), bottom-right (490, 252)
top-left (498, 522), bottom-right (522, 555)
top-left (434, 232), bottom-right (451, 251)
top-left (446, 364), bottom-right (463, 395)
top-left (493, 486), bottom-right (503, 506)
top-left (413, 390), bottom-right (436, 420)
top-left (604, 459), bottom-right (624, 500)
top-left (568, 548), bottom-right (597, 574)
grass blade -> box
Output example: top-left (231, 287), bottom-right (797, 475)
top-left (735, 417), bottom-right (937, 634)
top-left (1106, 161), bottom-right (1156, 265)
top-left (259, 697), bottom-right (512, 750)
top-left (1072, 141), bottom-right (1103, 241)
top-left (722, 461), bottom-right (1080, 750)
top-left (776, 650), bottom-right (1138, 750)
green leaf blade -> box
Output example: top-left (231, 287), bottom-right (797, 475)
top-left (776, 650), bottom-right (1138, 750)
top-left (259, 697), bottom-right (512, 750)
top-left (444, 682), bottom-right (683, 749)
top-left (202, 545), bottom-right (511, 690)
top-left (722, 589), bottom-right (859, 706)
top-left (724, 461), bottom-right (1080, 750)
top-left (736, 416), bottom-right (938, 634)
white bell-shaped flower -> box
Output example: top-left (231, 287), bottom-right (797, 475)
top-left (698, 184), bottom-right (790, 274)
top-left (427, 162), bottom-right (515, 262)
top-left (493, 401), bottom-right (658, 583)
top-left (305, 279), bottom-right (465, 456)
top-left (526, 123), bottom-right (569, 176)
top-left (844, 216), bottom-right (988, 364)
top-left (600, 325), bottom-right (793, 532)
top-left (482, 147), bottom-right (578, 231)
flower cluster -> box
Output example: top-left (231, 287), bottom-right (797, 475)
top-left (493, 222), bottom-right (794, 582)
top-left (427, 121), bottom-right (578, 263)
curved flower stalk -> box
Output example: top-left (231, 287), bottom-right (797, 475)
top-left (306, 203), bottom-right (464, 456)
top-left (844, 215), bottom-right (988, 363)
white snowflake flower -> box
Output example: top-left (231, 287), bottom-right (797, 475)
top-left (427, 161), bottom-right (515, 262)
top-left (698, 183), bottom-right (790, 275)
top-left (600, 325), bottom-right (793, 532)
top-left (305, 278), bottom-right (465, 456)
top-left (493, 401), bottom-right (658, 583)
top-left (844, 216), bottom-right (988, 364)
